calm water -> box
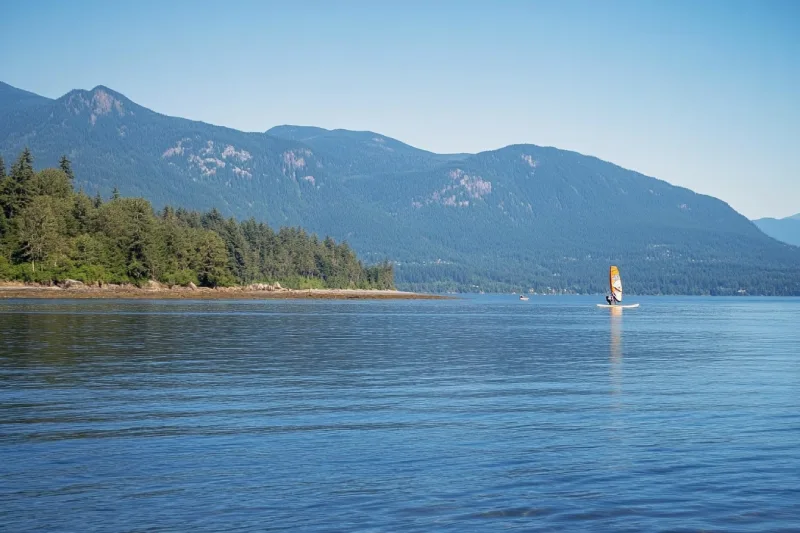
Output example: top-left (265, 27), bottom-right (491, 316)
top-left (1, 296), bottom-right (799, 532)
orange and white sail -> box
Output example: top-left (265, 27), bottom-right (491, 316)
top-left (609, 265), bottom-right (623, 302)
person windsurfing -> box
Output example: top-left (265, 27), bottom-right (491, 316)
top-left (598, 266), bottom-right (639, 309)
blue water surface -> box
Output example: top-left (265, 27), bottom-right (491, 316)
top-left (1, 295), bottom-right (799, 532)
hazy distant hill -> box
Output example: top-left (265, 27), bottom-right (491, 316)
top-left (753, 214), bottom-right (800, 247)
top-left (2, 82), bottom-right (799, 294)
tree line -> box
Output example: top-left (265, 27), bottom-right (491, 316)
top-left (0, 149), bottom-right (394, 289)
top-left (395, 256), bottom-right (800, 296)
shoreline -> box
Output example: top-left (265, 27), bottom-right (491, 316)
top-left (0, 282), bottom-right (449, 300)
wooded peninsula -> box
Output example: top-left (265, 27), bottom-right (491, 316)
top-left (0, 149), bottom-right (399, 295)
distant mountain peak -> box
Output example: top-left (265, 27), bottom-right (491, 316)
top-left (58, 86), bottom-right (132, 125)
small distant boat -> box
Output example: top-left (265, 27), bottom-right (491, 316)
top-left (519, 295), bottom-right (529, 301)
top-left (597, 265), bottom-right (639, 308)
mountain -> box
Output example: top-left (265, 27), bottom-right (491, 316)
top-left (0, 81), bottom-right (52, 116)
top-left (265, 125), bottom-right (469, 177)
top-left (753, 214), bottom-right (800, 247)
top-left (1, 82), bottom-right (799, 294)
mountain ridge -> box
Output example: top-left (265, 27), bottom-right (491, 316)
top-left (1, 81), bottom-right (798, 294)
top-left (0, 81), bottom-right (53, 116)
top-left (752, 214), bottom-right (800, 247)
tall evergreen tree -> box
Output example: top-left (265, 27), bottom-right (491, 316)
top-left (195, 231), bottom-right (232, 287)
top-left (112, 187), bottom-right (120, 200)
top-left (0, 156), bottom-right (6, 180)
top-left (59, 155), bottom-right (74, 181)
top-left (13, 147), bottom-right (34, 177)
top-left (2, 148), bottom-right (35, 219)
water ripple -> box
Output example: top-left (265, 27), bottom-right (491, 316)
top-left (1, 296), bottom-right (799, 532)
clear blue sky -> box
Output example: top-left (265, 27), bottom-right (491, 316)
top-left (2, 0), bottom-right (798, 218)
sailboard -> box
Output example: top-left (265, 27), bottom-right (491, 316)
top-left (597, 265), bottom-right (639, 308)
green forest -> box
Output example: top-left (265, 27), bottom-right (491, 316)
top-left (0, 149), bottom-right (394, 289)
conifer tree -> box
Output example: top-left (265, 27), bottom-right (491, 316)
top-left (2, 148), bottom-right (35, 219)
top-left (59, 155), bottom-right (74, 181)
top-left (14, 147), bottom-right (34, 177)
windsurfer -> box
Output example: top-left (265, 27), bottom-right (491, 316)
top-left (605, 294), bottom-right (613, 305)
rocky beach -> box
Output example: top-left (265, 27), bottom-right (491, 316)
top-left (0, 281), bottom-right (446, 300)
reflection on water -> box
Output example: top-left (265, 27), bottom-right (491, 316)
top-left (1, 296), bottom-right (800, 532)
top-left (609, 306), bottom-right (623, 396)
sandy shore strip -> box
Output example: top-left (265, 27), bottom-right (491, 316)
top-left (0, 282), bottom-right (448, 300)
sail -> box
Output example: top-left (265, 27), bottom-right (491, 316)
top-left (609, 265), bottom-right (623, 302)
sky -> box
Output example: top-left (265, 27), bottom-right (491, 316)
top-left (1, 0), bottom-right (798, 219)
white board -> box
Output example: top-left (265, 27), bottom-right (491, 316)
top-left (596, 303), bottom-right (640, 308)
